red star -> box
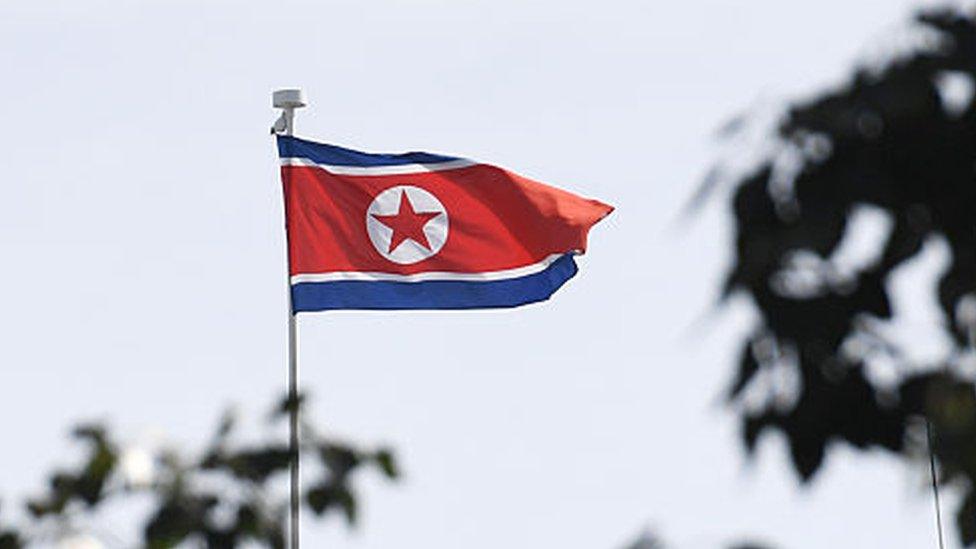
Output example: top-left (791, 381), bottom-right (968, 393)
top-left (371, 190), bottom-right (442, 254)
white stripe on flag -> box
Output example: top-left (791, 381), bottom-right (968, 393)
top-left (281, 157), bottom-right (477, 176)
top-left (290, 253), bottom-right (568, 285)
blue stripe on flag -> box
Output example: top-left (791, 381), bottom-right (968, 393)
top-left (278, 135), bottom-right (460, 167)
top-left (291, 254), bottom-right (579, 312)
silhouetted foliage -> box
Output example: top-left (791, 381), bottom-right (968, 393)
top-left (622, 530), bottom-right (665, 549)
top-left (0, 509), bottom-right (22, 549)
top-left (6, 394), bottom-right (397, 547)
top-left (620, 529), bottom-right (776, 549)
top-left (715, 7), bottom-right (976, 544)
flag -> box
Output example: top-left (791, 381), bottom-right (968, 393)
top-left (277, 136), bottom-right (613, 312)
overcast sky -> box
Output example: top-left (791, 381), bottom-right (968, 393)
top-left (0, 0), bottom-right (967, 547)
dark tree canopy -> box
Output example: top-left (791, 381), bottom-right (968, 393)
top-left (0, 394), bottom-right (397, 548)
top-left (718, 7), bottom-right (976, 544)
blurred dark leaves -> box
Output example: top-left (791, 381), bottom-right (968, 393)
top-left (0, 508), bottom-right (21, 549)
top-left (26, 425), bottom-right (116, 518)
top-left (716, 7), bottom-right (976, 544)
top-left (5, 394), bottom-right (397, 547)
top-left (621, 529), bottom-right (777, 549)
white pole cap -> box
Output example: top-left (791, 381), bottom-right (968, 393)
top-left (273, 89), bottom-right (307, 109)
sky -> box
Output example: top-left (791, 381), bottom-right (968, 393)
top-left (0, 0), bottom-right (968, 547)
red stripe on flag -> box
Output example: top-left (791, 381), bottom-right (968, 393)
top-left (282, 164), bottom-right (613, 276)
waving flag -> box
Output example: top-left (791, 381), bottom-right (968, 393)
top-left (278, 136), bottom-right (612, 312)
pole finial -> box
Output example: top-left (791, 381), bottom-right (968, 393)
top-left (272, 89), bottom-right (307, 136)
top-left (273, 89), bottom-right (307, 109)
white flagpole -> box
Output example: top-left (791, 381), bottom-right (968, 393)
top-left (272, 88), bottom-right (307, 549)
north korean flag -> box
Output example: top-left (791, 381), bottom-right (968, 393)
top-left (277, 136), bottom-right (613, 312)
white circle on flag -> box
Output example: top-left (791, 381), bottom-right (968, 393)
top-left (366, 185), bottom-right (449, 264)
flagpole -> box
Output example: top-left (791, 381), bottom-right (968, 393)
top-left (273, 88), bottom-right (307, 549)
top-left (926, 419), bottom-right (946, 549)
top-left (287, 303), bottom-right (299, 549)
